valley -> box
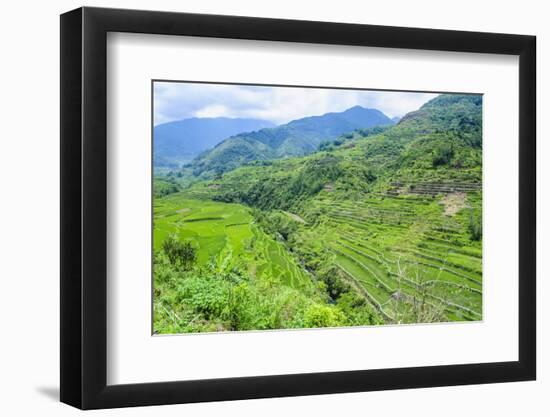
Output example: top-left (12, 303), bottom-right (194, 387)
top-left (153, 93), bottom-right (483, 333)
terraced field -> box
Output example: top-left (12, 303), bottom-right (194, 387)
top-left (153, 93), bottom-right (483, 332)
top-left (154, 184), bottom-right (482, 325)
top-left (154, 194), bottom-right (312, 289)
top-left (299, 190), bottom-right (482, 322)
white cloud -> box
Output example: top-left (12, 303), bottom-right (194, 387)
top-left (194, 104), bottom-right (230, 118)
top-left (153, 81), bottom-right (439, 126)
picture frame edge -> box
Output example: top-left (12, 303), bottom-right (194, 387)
top-left (60, 6), bottom-right (537, 410)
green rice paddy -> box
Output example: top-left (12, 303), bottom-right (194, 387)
top-left (154, 187), bottom-right (482, 325)
top-left (154, 194), bottom-right (312, 289)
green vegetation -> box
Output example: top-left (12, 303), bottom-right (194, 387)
top-left (153, 177), bottom-right (180, 198)
top-left (154, 117), bottom-right (275, 168)
top-left (189, 106), bottom-right (394, 178)
top-left (162, 234), bottom-right (197, 270)
top-left (153, 197), bottom-right (381, 333)
top-left (153, 94), bottom-right (483, 333)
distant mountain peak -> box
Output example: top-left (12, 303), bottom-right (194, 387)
top-left (344, 105), bottom-right (367, 111)
top-left (346, 105), bottom-right (387, 113)
top-left (190, 106), bottom-right (394, 177)
top-left (153, 117), bottom-right (275, 168)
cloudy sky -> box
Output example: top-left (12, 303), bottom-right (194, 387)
top-left (153, 81), bottom-right (439, 126)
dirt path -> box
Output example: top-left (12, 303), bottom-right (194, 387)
top-left (441, 192), bottom-right (467, 216)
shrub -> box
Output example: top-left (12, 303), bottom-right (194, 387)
top-left (303, 304), bottom-right (347, 328)
top-left (162, 234), bottom-right (197, 270)
top-left (336, 292), bottom-right (381, 326)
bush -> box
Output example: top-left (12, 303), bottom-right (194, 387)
top-left (336, 292), bottom-right (381, 326)
top-left (178, 274), bottom-right (228, 319)
top-left (162, 234), bottom-right (197, 270)
top-left (303, 304), bottom-right (347, 328)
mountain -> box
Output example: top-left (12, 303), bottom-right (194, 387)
top-left (190, 106), bottom-right (394, 176)
top-left (391, 116), bottom-right (401, 123)
top-left (154, 94), bottom-right (484, 329)
top-left (396, 94), bottom-right (482, 134)
top-left (188, 94), bottom-right (482, 209)
top-left (153, 117), bottom-right (275, 167)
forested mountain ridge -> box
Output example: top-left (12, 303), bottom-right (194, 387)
top-left (153, 117), bottom-right (275, 168)
top-left (396, 94), bottom-right (482, 137)
top-left (187, 94), bottom-right (483, 209)
top-left (189, 106), bottom-right (394, 177)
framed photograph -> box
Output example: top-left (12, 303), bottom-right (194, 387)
top-left (60, 7), bottom-right (536, 409)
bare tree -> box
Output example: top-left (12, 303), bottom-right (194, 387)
top-left (388, 257), bottom-right (446, 324)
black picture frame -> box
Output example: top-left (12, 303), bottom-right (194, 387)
top-left (60, 6), bottom-right (536, 410)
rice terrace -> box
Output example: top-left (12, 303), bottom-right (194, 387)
top-left (152, 82), bottom-right (483, 334)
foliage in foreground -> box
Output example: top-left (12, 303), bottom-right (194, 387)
top-left (153, 251), bottom-right (382, 334)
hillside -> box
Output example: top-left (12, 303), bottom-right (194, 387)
top-left (153, 94), bottom-right (484, 333)
top-left (189, 106), bottom-right (394, 177)
top-left (153, 117), bottom-right (274, 167)
top-left (195, 94), bottom-right (482, 208)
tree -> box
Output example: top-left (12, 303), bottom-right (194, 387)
top-left (162, 234), bottom-right (197, 270)
top-left (318, 267), bottom-right (350, 301)
top-left (468, 210), bottom-right (482, 241)
top-left (388, 257), bottom-right (446, 324)
top-left (432, 142), bottom-right (454, 167)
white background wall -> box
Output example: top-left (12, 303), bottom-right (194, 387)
top-left (0, 0), bottom-right (545, 415)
